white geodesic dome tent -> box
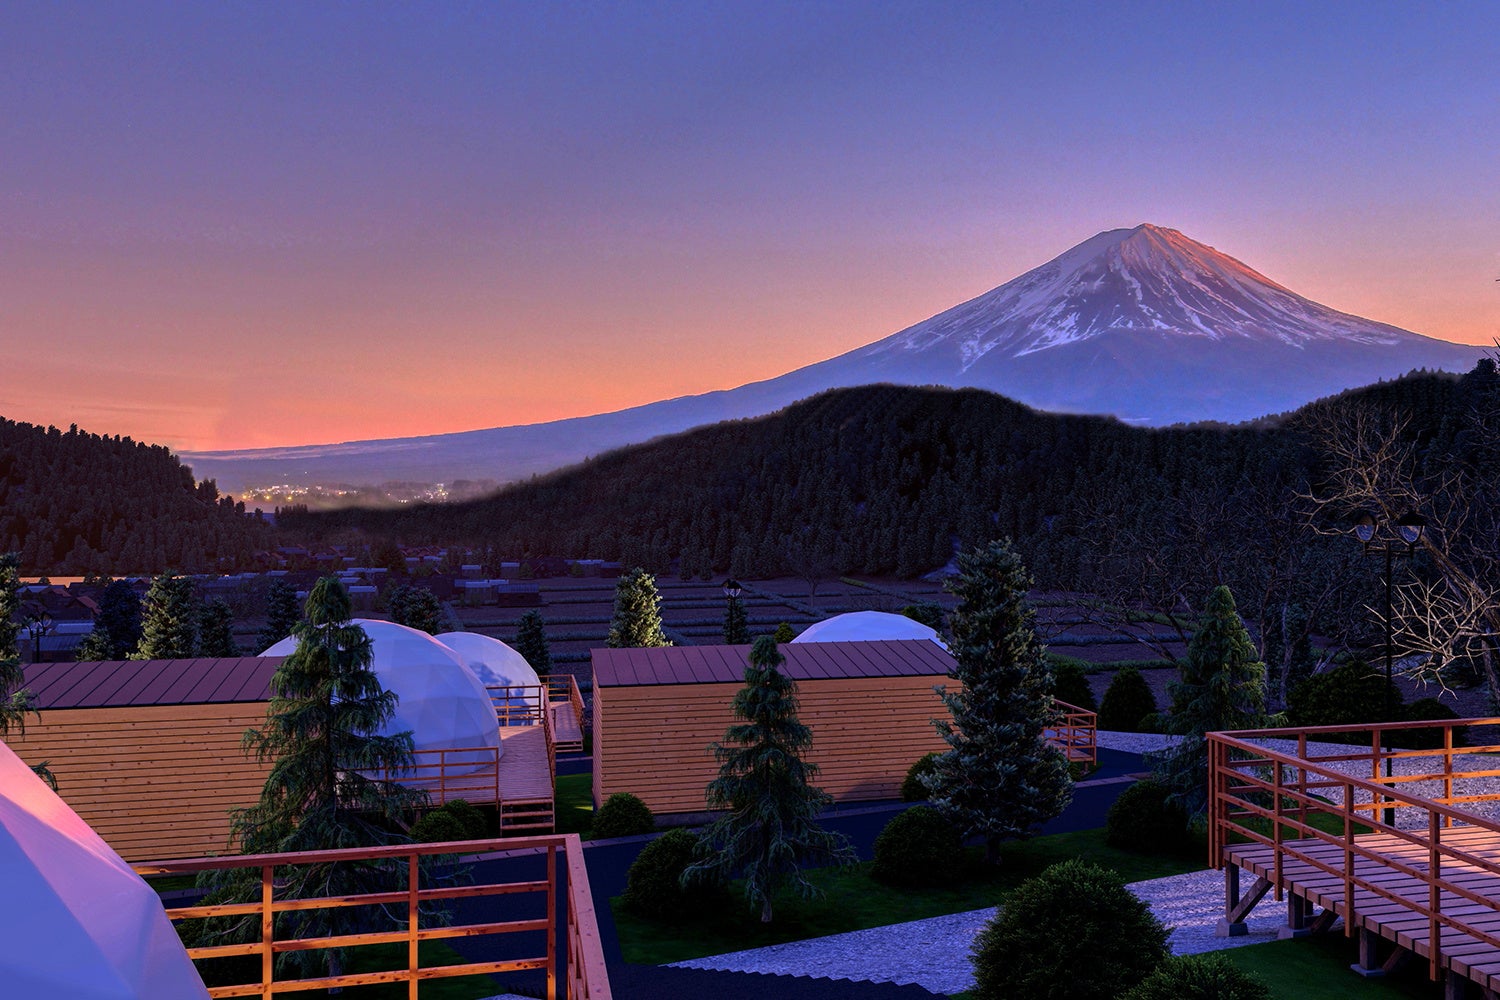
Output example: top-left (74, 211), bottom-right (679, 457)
top-left (261, 619), bottom-right (502, 770)
top-left (436, 632), bottom-right (543, 718)
top-left (0, 740), bottom-right (211, 999)
top-left (791, 610), bottom-right (948, 650)
top-left (436, 632), bottom-right (541, 688)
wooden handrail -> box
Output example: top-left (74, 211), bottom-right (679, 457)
top-left (1048, 699), bottom-right (1098, 765)
top-left (136, 834), bottom-right (611, 999)
top-left (1208, 720), bottom-right (1500, 981)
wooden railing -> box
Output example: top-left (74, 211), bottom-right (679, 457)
top-left (371, 745), bottom-right (505, 806)
top-left (1048, 700), bottom-right (1098, 765)
top-left (541, 674), bottom-right (586, 754)
top-left (1208, 718), bottom-right (1500, 980)
top-left (136, 834), bottom-right (611, 999)
top-left (486, 683), bottom-right (549, 727)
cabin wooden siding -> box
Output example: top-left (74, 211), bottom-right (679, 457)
top-left (593, 674), bottom-right (952, 816)
top-left (5, 702), bottom-right (271, 862)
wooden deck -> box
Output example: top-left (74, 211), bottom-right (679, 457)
top-left (1226, 827), bottom-right (1500, 991)
top-left (1209, 719), bottom-right (1500, 997)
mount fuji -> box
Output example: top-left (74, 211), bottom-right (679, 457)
top-left (184, 224), bottom-right (1484, 493)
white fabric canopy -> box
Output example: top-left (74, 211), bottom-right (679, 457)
top-left (0, 740), bottom-right (211, 999)
top-left (262, 619), bottom-right (501, 769)
top-left (791, 610), bottom-right (948, 650)
top-left (435, 632), bottom-right (541, 688)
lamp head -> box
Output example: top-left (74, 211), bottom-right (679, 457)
top-left (1353, 511), bottom-right (1377, 544)
top-left (1396, 510), bottom-right (1427, 545)
top-left (722, 579), bottom-right (742, 599)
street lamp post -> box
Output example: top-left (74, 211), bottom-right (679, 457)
top-left (1352, 509), bottom-right (1426, 826)
top-left (722, 579), bottom-right (748, 645)
top-left (24, 610), bottom-right (54, 664)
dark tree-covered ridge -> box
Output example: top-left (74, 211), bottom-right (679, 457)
top-left (0, 417), bottom-right (271, 574)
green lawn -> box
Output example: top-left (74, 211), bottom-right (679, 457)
top-left (613, 826), bottom-right (1202, 965)
top-left (1224, 935), bottom-right (1441, 999)
top-left (555, 772), bottom-right (595, 838)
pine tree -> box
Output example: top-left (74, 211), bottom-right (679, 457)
top-left (1155, 585), bottom-right (1274, 823)
top-left (607, 568), bottom-right (671, 648)
top-left (133, 573), bottom-right (198, 658)
top-left (925, 540), bottom-right (1073, 862)
top-left (723, 593), bottom-right (750, 645)
top-left (387, 584), bottom-right (443, 634)
top-left (0, 552), bottom-right (49, 785)
top-left (198, 598), bottom-right (239, 657)
top-left (685, 636), bottom-right (855, 922)
top-left (77, 579), bottom-right (142, 660)
top-left (257, 578), bottom-right (299, 653)
top-left (203, 577), bottom-right (425, 978)
top-left (773, 622), bottom-right (795, 643)
top-left (514, 610), bottom-right (553, 673)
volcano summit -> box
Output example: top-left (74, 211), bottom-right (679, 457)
top-left (184, 224), bottom-right (1482, 492)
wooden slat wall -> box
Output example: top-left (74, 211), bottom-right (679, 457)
top-left (5, 702), bottom-right (272, 862)
top-left (594, 676), bottom-right (952, 815)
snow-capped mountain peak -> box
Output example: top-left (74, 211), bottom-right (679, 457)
top-left (863, 223), bottom-right (1408, 367)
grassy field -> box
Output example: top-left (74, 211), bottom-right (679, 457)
top-left (613, 826), bottom-right (1202, 965)
top-left (1224, 935), bottom-right (1442, 999)
top-left (555, 772), bottom-right (595, 837)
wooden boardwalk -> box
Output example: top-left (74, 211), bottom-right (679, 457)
top-left (1226, 828), bottom-right (1500, 991)
top-left (1209, 719), bottom-right (1500, 998)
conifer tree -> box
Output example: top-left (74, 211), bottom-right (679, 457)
top-left (133, 573), bottom-right (198, 658)
top-left (686, 636), bottom-right (854, 922)
top-left (607, 567), bottom-right (671, 647)
top-left (723, 592), bottom-right (750, 645)
top-left (925, 540), bottom-right (1073, 862)
top-left (387, 584), bottom-right (443, 634)
top-left (1155, 585), bottom-right (1273, 823)
top-left (773, 622), bottom-right (796, 644)
top-left (198, 598), bottom-right (239, 657)
top-left (0, 553), bottom-right (49, 785)
top-left (77, 580), bottom-right (141, 660)
top-left (514, 609), bottom-right (553, 673)
top-left (204, 577), bottom-right (425, 978)
top-left (257, 578), bottom-right (299, 653)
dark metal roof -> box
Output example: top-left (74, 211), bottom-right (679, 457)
top-left (23, 657), bottom-right (284, 709)
top-left (591, 639), bottom-right (955, 687)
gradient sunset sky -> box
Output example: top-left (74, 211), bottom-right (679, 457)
top-left (3, 2), bottom-right (1497, 453)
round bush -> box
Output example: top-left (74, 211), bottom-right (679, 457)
top-left (1122, 954), bottom-right (1271, 1000)
top-left (439, 798), bottom-right (489, 839)
top-left (1392, 697), bottom-right (1466, 750)
top-left (620, 828), bottom-right (724, 920)
top-left (1051, 660), bottom-right (1097, 712)
top-left (592, 792), bottom-right (655, 838)
top-left (1287, 659), bottom-right (1397, 739)
top-left (901, 752), bottom-right (942, 802)
top-left (971, 859), bottom-right (1169, 1000)
top-left (1099, 667), bottom-right (1158, 732)
top-left (871, 806), bottom-right (965, 887)
top-left (411, 809), bottom-right (469, 844)
top-left (1105, 779), bottom-right (1199, 857)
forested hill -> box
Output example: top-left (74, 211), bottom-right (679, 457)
top-left (280, 364), bottom-right (1495, 593)
top-left (0, 418), bottom-right (272, 574)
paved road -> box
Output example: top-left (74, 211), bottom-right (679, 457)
top-left (459, 747), bottom-right (1143, 999)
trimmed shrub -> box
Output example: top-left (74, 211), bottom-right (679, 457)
top-left (871, 806), bottom-right (965, 887)
top-left (1105, 779), bottom-right (1199, 856)
top-left (411, 809), bottom-right (469, 844)
top-left (1099, 667), bottom-right (1158, 732)
top-left (1122, 954), bottom-right (1271, 1000)
top-left (1287, 659), bottom-right (1398, 742)
top-left (1392, 697), bottom-right (1466, 750)
top-left (972, 859), bottom-right (1169, 1000)
top-left (621, 828), bottom-right (725, 920)
top-left (1051, 660), bottom-right (1097, 712)
top-left (410, 799), bottom-right (490, 843)
top-left (442, 798), bottom-right (489, 839)
top-left (901, 751), bottom-right (942, 802)
top-left (592, 792), bottom-right (655, 838)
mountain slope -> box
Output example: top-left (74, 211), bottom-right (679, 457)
top-left (183, 224), bottom-right (1482, 492)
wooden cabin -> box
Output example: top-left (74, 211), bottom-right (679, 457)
top-left (591, 639), bottom-right (959, 817)
top-left (6, 657), bottom-right (280, 862)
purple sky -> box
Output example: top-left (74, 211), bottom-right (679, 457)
top-left (2, 2), bottom-right (1496, 451)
